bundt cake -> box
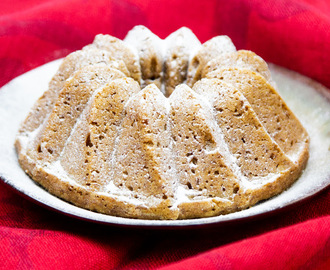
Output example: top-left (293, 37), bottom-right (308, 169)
top-left (15, 26), bottom-right (309, 220)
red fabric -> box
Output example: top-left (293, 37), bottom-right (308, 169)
top-left (0, 0), bottom-right (329, 269)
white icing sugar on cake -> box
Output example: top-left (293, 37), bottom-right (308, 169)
top-left (15, 25), bottom-right (309, 220)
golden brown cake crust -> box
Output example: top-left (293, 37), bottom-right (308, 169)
top-left (18, 48), bottom-right (129, 135)
top-left (163, 27), bottom-right (201, 97)
top-left (124, 26), bottom-right (163, 91)
top-left (15, 26), bottom-right (309, 220)
top-left (186, 36), bottom-right (236, 87)
top-left (206, 68), bottom-right (310, 163)
top-left (202, 50), bottom-right (272, 82)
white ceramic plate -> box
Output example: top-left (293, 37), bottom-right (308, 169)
top-left (0, 60), bottom-right (329, 228)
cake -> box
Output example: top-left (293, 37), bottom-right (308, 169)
top-left (15, 26), bottom-right (309, 220)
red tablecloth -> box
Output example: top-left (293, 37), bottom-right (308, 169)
top-left (0, 0), bottom-right (329, 269)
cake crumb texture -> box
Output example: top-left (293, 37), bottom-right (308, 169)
top-left (15, 26), bottom-right (309, 220)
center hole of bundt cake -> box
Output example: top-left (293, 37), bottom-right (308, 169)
top-left (138, 52), bottom-right (195, 97)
